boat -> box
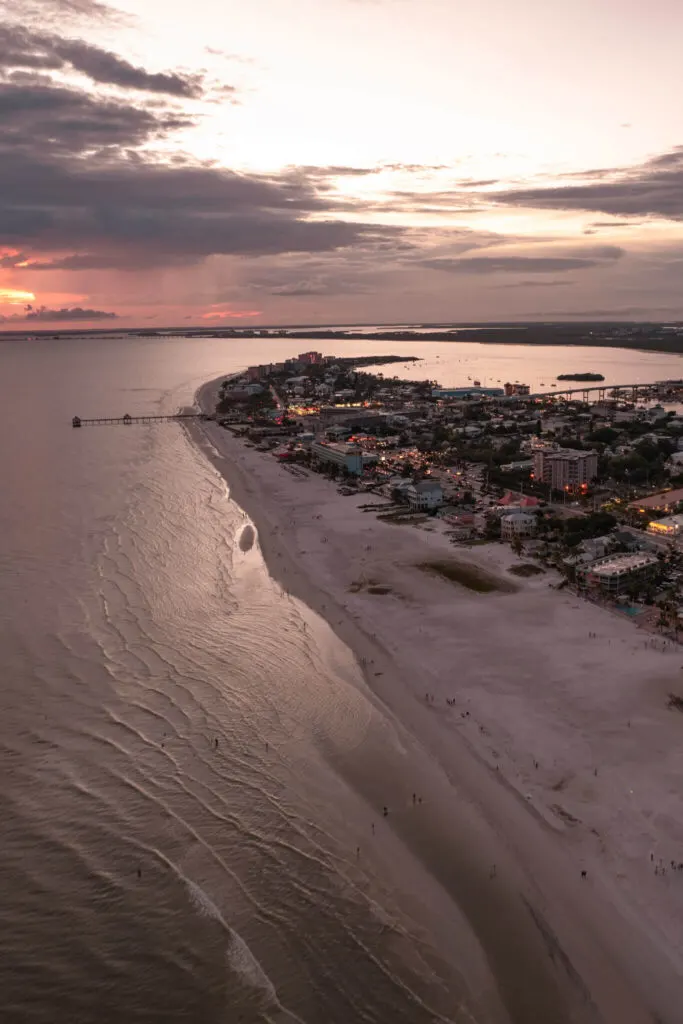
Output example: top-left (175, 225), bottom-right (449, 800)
top-left (473, 380), bottom-right (481, 387)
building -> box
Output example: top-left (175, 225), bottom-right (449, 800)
top-left (405, 479), bottom-right (443, 511)
top-left (647, 514), bottom-right (683, 537)
top-left (432, 386), bottom-right (505, 399)
top-left (576, 553), bottom-right (659, 594)
top-left (499, 459), bottom-right (533, 473)
top-left (298, 351), bottom-right (324, 365)
top-left (442, 512), bottom-right (475, 539)
top-left (311, 441), bottom-right (364, 475)
top-left (501, 512), bottom-right (537, 539)
top-left (629, 487), bottom-right (683, 514)
top-left (498, 492), bottom-right (540, 509)
top-left (533, 447), bottom-right (598, 492)
top-left (504, 382), bottom-right (531, 396)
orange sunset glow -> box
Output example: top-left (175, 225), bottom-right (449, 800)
top-left (0, 0), bottom-right (682, 329)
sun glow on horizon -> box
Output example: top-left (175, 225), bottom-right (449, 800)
top-left (0, 288), bottom-right (36, 305)
top-left (200, 308), bottom-right (262, 320)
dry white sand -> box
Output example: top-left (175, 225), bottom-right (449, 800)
top-left (190, 379), bottom-right (683, 1023)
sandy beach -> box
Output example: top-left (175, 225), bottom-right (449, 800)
top-left (188, 376), bottom-right (683, 1023)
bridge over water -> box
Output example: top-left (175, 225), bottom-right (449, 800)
top-left (508, 380), bottom-right (683, 403)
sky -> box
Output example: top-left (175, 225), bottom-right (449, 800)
top-left (0, 0), bottom-right (682, 329)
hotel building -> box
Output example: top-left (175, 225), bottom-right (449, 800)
top-left (533, 447), bottom-right (598, 493)
top-left (576, 553), bottom-right (659, 594)
top-left (311, 441), bottom-right (364, 476)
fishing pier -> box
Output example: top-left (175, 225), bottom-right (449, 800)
top-left (72, 413), bottom-right (205, 427)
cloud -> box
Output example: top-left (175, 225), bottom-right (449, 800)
top-left (0, 81), bottom-right (194, 157)
top-left (0, 78), bottom-right (402, 268)
top-left (0, 303), bottom-right (117, 322)
top-left (590, 220), bottom-right (646, 228)
top-left (2, 0), bottom-right (118, 23)
top-left (561, 244), bottom-right (625, 259)
top-left (498, 279), bottom-right (576, 288)
top-left (491, 147), bottom-right (683, 221)
top-left (0, 24), bottom-right (206, 97)
top-left (422, 256), bottom-right (618, 274)
top-left (269, 280), bottom-right (332, 296)
top-left (268, 277), bottom-right (372, 296)
top-left (380, 164), bottom-right (449, 173)
top-left (0, 251), bottom-right (29, 267)
top-left (299, 165), bottom-right (377, 178)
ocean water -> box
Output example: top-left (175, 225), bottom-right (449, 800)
top-left (1, 333), bottom-right (680, 1024)
top-left (1, 335), bottom-right (475, 1024)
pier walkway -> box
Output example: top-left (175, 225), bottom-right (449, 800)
top-left (72, 413), bottom-right (203, 427)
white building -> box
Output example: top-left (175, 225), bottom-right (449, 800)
top-left (311, 442), bottom-right (364, 475)
top-left (405, 479), bottom-right (443, 511)
top-left (501, 512), bottom-right (537, 539)
top-left (577, 553), bottom-right (659, 594)
top-left (533, 447), bottom-right (598, 492)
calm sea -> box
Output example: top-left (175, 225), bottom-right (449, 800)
top-left (1, 334), bottom-right (681, 1024)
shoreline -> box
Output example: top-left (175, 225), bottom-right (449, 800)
top-left (186, 374), bottom-right (683, 1023)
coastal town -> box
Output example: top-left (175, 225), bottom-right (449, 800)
top-left (194, 347), bottom-right (683, 992)
top-left (211, 350), bottom-right (683, 638)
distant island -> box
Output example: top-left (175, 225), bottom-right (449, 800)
top-left (557, 372), bottom-right (605, 382)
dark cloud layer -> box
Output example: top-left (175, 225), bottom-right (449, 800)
top-left (0, 304), bottom-right (117, 322)
top-left (0, 17), bottom-right (401, 271)
top-left (0, 81), bottom-right (192, 154)
top-left (0, 24), bottom-right (204, 97)
top-left (492, 147), bottom-right (683, 221)
top-left (26, 304), bottom-right (117, 320)
top-left (422, 256), bottom-right (618, 274)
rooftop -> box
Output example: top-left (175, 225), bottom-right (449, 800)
top-left (586, 553), bottom-right (658, 577)
top-left (313, 441), bottom-right (361, 455)
top-left (412, 479), bottom-right (442, 492)
top-left (543, 448), bottom-right (598, 461)
top-left (629, 487), bottom-right (683, 510)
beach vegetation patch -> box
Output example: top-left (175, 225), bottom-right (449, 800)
top-left (508, 563), bottom-right (545, 577)
top-left (417, 560), bottom-right (516, 594)
top-left (348, 579), bottom-right (392, 595)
